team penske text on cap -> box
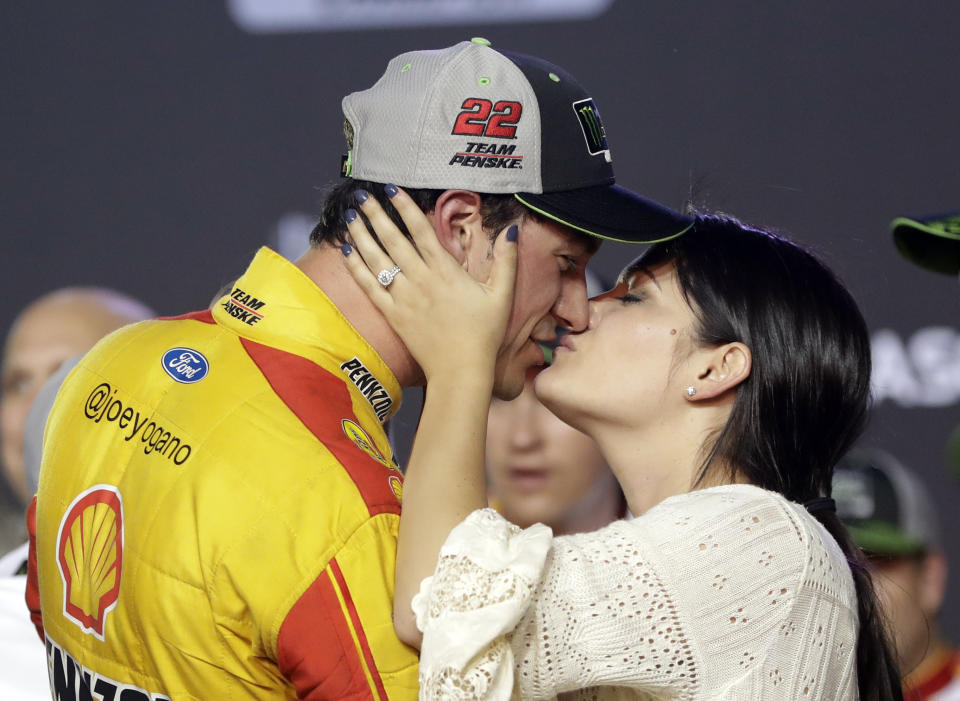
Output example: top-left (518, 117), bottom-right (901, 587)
top-left (341, 38), bottom-right (693, 244)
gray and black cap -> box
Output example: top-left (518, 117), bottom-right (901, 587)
top-left (833, 448), bottom-right (940, 557)
top-left (341, 38), bottom-right (693, 244)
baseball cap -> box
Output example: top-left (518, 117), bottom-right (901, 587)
top-left (341, 38), bottom-right (693, 244)
top-left (891, 211), bottom-right (960, 276)
top-left (833, 448), bottom-right (940, 557)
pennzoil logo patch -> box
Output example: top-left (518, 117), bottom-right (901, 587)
top-left (56, 485), bottom-right (124, 640)
top-left (388, 475), bottom-right (403, 503)
top-left (339, 357), bottom-right (393, 422)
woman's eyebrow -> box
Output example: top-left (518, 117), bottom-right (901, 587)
top-left (617, 264), bottom-right (661, 291)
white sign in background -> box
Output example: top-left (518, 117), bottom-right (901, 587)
top-left (228, 0), bottom-right (615, 33)
top-left (872, 327), bottom-right (960, 408)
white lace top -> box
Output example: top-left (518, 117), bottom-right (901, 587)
top-left (412, 484), bottom-right (859, 700)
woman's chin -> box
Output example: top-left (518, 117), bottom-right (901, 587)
top-left (532, 373), bottom-right (587, 433)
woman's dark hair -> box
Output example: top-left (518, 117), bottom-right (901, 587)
top-left (641, 214), bottom-right (902, 701)
top-left (309, 178), bottom-right (535, 247)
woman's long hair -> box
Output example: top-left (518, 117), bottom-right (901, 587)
top-left (641, 214), bottom-right (902, 701)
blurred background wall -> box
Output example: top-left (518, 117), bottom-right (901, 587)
top-left (3, 0), bottom-right (958, 628)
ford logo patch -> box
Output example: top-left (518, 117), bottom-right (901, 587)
top-left (161, 348), bottom-right (209, 384)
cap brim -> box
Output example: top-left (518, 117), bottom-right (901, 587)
top-left (849, 521), bottom-right (926, 558)
top-left (891, 214), bottom-right (960, 276)
top-left (516, 184), bottom-right (694, 244)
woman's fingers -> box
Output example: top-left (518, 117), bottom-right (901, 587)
top-left (379, 186), bottom-right (451, 266)
top-left (340, 241), bottom-right (396, 315)
top-left (343, 205), bottom-right (405, 290)
top-left (489, 224), bottom-right (520, 303)
top-left (354, 188), bottom-right (428, 276)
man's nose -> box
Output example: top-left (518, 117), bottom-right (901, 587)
top-left (586, 295), bottom-right (615, 330)
top-left (551, 278), bottom-right (590, 332)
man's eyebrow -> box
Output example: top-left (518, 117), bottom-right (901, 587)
top-left (564, 233), bottom-right (601, 257)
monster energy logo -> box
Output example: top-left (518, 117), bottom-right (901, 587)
top-left (573, 98), bottom-right (608, 155)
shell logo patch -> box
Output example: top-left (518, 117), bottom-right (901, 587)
top-left (341, 419), bottom-right (392, 468)
top-left (388, 475), bottom-right (403, 503)
top-left (56, 485), bottom-right (124, 640)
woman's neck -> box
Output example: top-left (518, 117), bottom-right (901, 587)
top-left (591, 410), bottom-right (740, 516)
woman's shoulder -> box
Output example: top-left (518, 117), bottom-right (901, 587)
top-left (640, 484), bottom-right (806, 536)
top-left (634, 484), bottom-right (855, 604)
top-left (627, 485), bottom-right (831, 574)
top-left (653, 482), bottom-right (796, 511)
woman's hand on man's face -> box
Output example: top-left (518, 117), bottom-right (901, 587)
top-left (341, 185), bottom-right (518, 382)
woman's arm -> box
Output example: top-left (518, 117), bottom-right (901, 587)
top-left (341, 187), bottom-right (517, 647)
top-left (393, 373), bottom-right (494, 647)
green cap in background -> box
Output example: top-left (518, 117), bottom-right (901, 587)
top-left (833, 448), bottom-right (940, 557)
top-left (891, 212), bottom-right (960, 276)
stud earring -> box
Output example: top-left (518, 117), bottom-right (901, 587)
top-left (685, 386), bottom-right (697, 397)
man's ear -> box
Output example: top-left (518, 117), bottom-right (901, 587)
top-left (432, 190), bottom-right (485, 265)
top-left (687, 342), bottom-right (752, 401)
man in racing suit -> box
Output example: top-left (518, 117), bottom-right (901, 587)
top-left (25, 39), bottom-right (691, 698)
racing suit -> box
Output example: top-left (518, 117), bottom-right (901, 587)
top-left (26, 247), bottom-right (419, 700)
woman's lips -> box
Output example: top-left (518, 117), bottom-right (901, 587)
top-left (555, 335), bottom-right (576, 354)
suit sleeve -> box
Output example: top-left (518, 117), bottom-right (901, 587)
top-left (276, 515), bottom-right (418, 700)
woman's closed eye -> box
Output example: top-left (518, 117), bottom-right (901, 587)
top-left (618, 292), bottom-right (646, 304)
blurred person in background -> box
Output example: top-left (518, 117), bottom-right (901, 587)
top-left (0, 287), bottom-right (152, 700)
top-left (486, 269), bottom-right (627, 535)
top-left (0, 287), bottom-right (153, 565)
top-left (835, 448), bottom-right (960, 700)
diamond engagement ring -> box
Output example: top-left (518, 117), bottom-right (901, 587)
top-left (377, 265), bottom-right (402, 287)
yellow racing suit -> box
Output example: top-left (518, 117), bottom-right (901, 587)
top-left (26, 247), bottom-right (419, 700)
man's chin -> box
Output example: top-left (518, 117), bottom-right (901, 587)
top-left (491, 359), bottom-right (528, 401)
top-left (492, 374), bottom-right (525, 401)
top-left (492, 341), bottom-right (545, 400)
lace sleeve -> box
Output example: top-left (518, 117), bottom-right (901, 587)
top-left (412, 508), bottom-right (552, 700)
top-left (412, 508), bottom-right (698, 700)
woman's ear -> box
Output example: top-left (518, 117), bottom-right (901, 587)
top-left (686, 342), bottom-right (752, 401)
top-left (432, 190), bottom-right (485, 265)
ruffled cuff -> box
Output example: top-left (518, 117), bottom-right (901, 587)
top-left (412, 508), bottom-right (552, 700)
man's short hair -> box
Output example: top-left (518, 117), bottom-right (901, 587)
top-left (309, 178), bottom-right (542, 247)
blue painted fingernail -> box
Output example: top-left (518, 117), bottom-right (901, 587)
top-left (385, 183), bottom-right (398, 198)
top-left (345, 208), bottom-right (357, 223)
top-left (341, 243), bottom-right (352, 256)
top-left (355, 189), bottom-right (369, 204)
top-left (506, 224), bottom-right (518, 242)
